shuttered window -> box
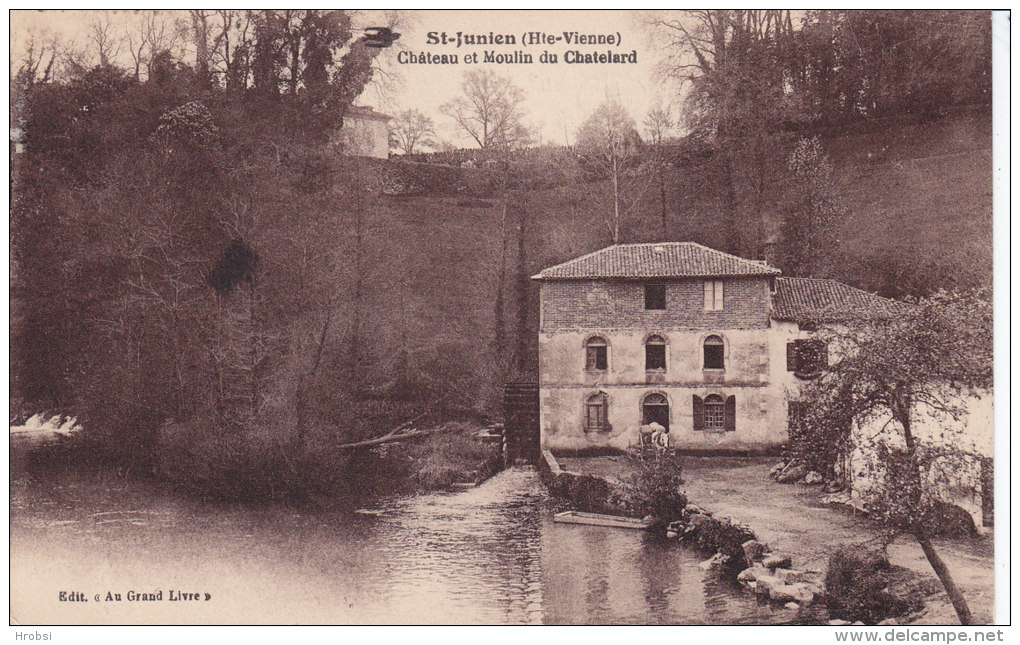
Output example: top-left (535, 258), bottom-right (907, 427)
top-left (586, 392), bottom-right (608, 433)
top-left (693, 394), bottom-right (736, 432)
top-left (787, 339), bottom-right (828, 377)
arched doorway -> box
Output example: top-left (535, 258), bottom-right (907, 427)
top-left (642, 392), bottom-right (670, 431)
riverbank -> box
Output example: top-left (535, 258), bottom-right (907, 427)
top-left (556, 453), bottom-right (994, 625)
top-left (13, 420), bottom-right (503, 507)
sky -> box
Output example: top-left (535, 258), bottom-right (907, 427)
top-left (10, 9), bottom-right (682, 149)
top-left (364, 10), bottom-right (677, 147)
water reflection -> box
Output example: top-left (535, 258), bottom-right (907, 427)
top-left (11, 467), bottom-right (795, 624)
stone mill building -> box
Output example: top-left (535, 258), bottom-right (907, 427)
top-left (531, 242), bottom-right (895, 453)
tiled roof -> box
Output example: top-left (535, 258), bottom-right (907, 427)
top-left (532, 243), bottom-right (780, 280)
top-left (772, 277), bottom-right (911, 323)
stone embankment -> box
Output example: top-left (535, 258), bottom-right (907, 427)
top-left (539, 451), bottom-right (828, 613)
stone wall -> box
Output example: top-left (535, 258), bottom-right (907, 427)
top-left (539, 277), bottom-right (772, 332)
top-left (538, 326), bottom-right (790, 451)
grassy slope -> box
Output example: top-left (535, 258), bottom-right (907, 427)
top-left (824, 112), bottom-right (992, 295)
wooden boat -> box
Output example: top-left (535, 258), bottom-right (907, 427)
top-left (553, 511), bottom-right (652, 530)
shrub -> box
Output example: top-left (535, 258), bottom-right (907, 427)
top-left (619, 454), bottom-right (687, 521)
top-left (825, 546), bottom-right (920, 624)
top-left (683, 514), bottom-right (758, 563)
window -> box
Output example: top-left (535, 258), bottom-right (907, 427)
top-left (703, 279), bottom-right (724, 311)
top-left (703, 335), bottom-right (725, 370)
top-left (642, 392), bottom-right (670, 431)
top-left (585, 336), bottom-right (608, 371)
top-left (586, 392), bottom-right (608, 433)
top-left (645, 283), bottom-right (666, 310)
top-left (693, 394), bottom-right (736, 432)
top-left (786, 339), bottom-right (828, 377)
top-left (645, 335), bottom-right (667, 370)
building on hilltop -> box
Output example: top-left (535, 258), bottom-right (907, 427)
top-left (531, 242), bottom-right (904, 453)
top-left (333, 106), bottom-right (392, 159)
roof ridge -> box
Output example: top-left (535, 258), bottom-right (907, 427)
top-left (535, 242), bottom-right (781, 279)
top-left (689, 241), bottom-right (778, 269)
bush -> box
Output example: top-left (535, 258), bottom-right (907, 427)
top-left (399, 426), bottom-right (498, 490)
top-left (617, 454), bottom-right (687, 521)
top-left (825, 546), bottom-right (920, 624)
top-left (682, 512), bottom-right (758, 563)
top-left (154, 420), bottom-right (303, 500)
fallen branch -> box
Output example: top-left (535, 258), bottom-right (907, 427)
top-left (334, 424), bottom-right (464, 451)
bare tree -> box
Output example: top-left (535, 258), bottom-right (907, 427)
top-left (441, 70), bottom-right (532, 151)
top-left (390, 109), bottom-right (435, 155)
top-left (125, 11), bottom-right (185, 80)
top-left (87, 13), bottom-right (123, 67)
top-left (574, 100), bottom-right (651, 244)
top-left (643, 104), bottom-right (674, 237)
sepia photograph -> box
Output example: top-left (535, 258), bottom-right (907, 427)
top-left (8, 9), bottom-right (1007, 631)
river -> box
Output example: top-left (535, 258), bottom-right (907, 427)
top-left (11, 466), bottom-right (798, 625)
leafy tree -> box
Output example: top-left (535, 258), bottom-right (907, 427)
top-left (778, 137), bottom-right (842, 277)
top-left (441, 70), bottom-right (532, 151)
top-left (793, 290), bottom-right (992, 624)
top-left (390, 109), bottom-right (435, 155)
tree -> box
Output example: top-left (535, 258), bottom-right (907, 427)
top-left (10, 11), bottom-right (391, 497)
top-left (87, 14), bottom-right (123, 67)
top-left (647, 10), bottom-right (797, 256)
top-left (441, 70), bottom-right (531, 151)
top-left (390, 109), bottom-right (435, 155)
top-left (777, 137), bottom-right (841, 277)
top-left (574, 100), bottom-right (648, 244)
top-left (124, 11), bottom-right (186, 81)
top-left (792, 290), bottom-right (992, 624)
top-left (643, 105), bottom-right (674, 237)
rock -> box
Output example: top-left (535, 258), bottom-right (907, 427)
top-left (767, 462), bottom-right (786, 481)
top-left (737, 565), bottom-right (769, 585)
top-left (774, 568), bottom-right (812, 583)
top-left (742, 539), bottom-right (769, 565)
top-left (803, 471), bottom-right (823, 485)
top-left (829, 619), bottom-right (851, 626)
top-left (878, 618), bottom-right (899, 626)
top-left (777, 464), bottom-right (808, 484)
top-left (752, 574), bottom-right (785, 597)
top-left (822, 491), bottom-right (852, 506)
top-left (852, 622), bottom-right (866, 626)
top-left (785, 602), bottom-right (800, 610)
top-left (823, 480), bottom-right (845, 493)
top-left (687, 513), bottom-right (712, 529)
top-left (763, 554), bottom-right (793, 569)
top-left (684, 504), bottom-right (710, 517)
top-left (769, 582), bottom-right (816, 605)
top-left (698, 552), bottom-right (730, 570)
top-left (665, 530), bottom-right (678, 539)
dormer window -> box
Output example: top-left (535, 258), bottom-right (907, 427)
top-left (704, 279), bottom-right (724, 311)
top-left (644, 283), bottom-right (666, 310)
